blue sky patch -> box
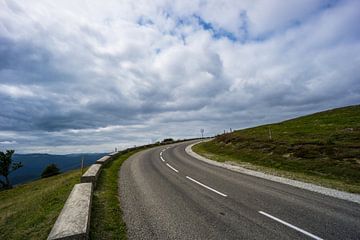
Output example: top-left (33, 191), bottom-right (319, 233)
top-left (193, 14), bottom-right (237, 41)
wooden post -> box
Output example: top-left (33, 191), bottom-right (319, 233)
top-left (268, 127), bottom-right (272, 140)
top-left (81, 156), bottom-right (84, 178)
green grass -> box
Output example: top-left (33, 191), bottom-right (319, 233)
top-left (193, 105), bottom-right (360, 193)
top-left (90, 149), bottom-right (142, 240)
top-left (0, 169), bottom-right (83, 239)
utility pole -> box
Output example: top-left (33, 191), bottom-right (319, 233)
top-left (200, 129), bottom-right (204, 138)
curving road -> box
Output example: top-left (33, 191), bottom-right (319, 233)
top-left (119, 140), bottom-right (360, 240)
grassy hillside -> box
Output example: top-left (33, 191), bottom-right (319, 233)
top-left (194, 105), bottom-right (360, 193)
top-left (0, 169), bottom-right (83, 240)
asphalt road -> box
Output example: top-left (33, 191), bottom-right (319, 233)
top-left (119, 140), bottom-right (360, 240)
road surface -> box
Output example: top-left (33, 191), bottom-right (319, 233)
top-left (119, 140), bottom-right (360, 239)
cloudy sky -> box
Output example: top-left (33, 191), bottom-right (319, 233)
top-left (0, 0), bottom-right (359, 154)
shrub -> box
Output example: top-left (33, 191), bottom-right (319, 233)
top-left (162, 138), bottom-right (174, 143)
top-left (41, 164), bottom-right (60, 178)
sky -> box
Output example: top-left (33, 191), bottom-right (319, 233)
top-left (0, 0), bottom-right (359, 154)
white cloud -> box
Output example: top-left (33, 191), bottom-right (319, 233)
top-left (0, 84), bottom-right (38, 98)
top-left (0, 0), bottom-right (359, 153)
top-left (0, 140), bottom-right (16, 144)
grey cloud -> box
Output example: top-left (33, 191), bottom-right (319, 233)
top-left (0, 0), bottom-right (359, 153)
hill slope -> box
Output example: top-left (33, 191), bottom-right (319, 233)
top-left (194, 105), bottom-right (360, 193)
top-left (0, 169), bottom-right (82, 239)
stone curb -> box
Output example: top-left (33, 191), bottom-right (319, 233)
top-left (81, 164), bottom-right (102, 187)
top-left (48, 152), bottom-right (117, 239)
top-left (47, 183), bottom-right (93, 240)
top-left (96, 155), bottom-right (111, 165)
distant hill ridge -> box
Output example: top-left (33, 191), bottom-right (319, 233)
top-left (8, 153), bottom-right (106, 185)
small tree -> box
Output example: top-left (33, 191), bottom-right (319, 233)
top-left (41, 163), bottom-right (60, 178)
top-left (0, 150), bottom-right (22, 189)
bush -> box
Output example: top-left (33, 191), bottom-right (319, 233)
top-left (41, 164), bottom-right (60, 178)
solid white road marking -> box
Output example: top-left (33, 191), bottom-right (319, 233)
top-left (186, 176), bottom-right (227, 197)
top-left (160, 152), bottom-right (163, 156)
top-left (166, 163), bottom-right (179, 173)
top-left (259, 211), bottom-right (323, 240)
top-left (160, 156), bottom-right (165, 162)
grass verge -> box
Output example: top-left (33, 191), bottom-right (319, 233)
top-left (0, 169), bottom-right (83, 240)
top-left (90, 149), bottom-right (142, 239)
top-left (193, 105), bottom-right (360, 193)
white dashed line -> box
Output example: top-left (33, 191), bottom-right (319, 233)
top-left (166, 163), bottom-right (179, 173)
top-left (259, 211), bottom-right (323, 240)
top-left (186, 176), bottom-right (227, 197)
top-left (160, 156), bottom-right (165, 162)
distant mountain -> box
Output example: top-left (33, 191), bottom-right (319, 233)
top-left (8, 153), bottom-right (106, 185)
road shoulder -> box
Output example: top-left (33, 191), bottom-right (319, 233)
top-left (186, 141), bottom-right (360, 205)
